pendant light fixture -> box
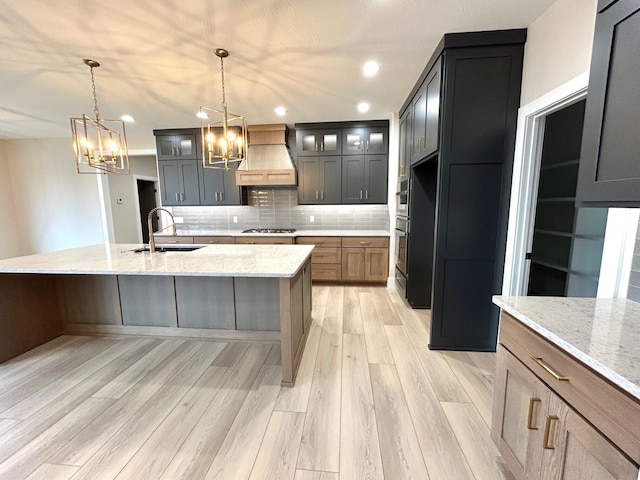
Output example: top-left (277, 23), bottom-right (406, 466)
top-left (199, 48), bottom-right (247, 170)
top-left (70, 59), bottom-right (129, 174)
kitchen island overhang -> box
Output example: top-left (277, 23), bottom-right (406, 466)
top-left (0, 244), bottom-right (314, 387)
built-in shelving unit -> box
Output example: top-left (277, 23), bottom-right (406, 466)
top-left (528, 101), bottom-right (607, 297)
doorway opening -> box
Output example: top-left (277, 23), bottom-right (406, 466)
top-left (137, 179), bottom-right (157, 244)
top-left (527, 100), bottom-right (608, 296)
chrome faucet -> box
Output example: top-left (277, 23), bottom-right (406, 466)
top-left (148, 207), bottom-right (177, 253)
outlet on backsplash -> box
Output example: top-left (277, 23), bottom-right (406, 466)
top-left (233, 216), bottom-right (238, 223)
top-left (309, 215), bottom-right (315, 223)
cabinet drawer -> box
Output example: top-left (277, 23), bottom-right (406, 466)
top-left (311, 247), bottom-right (341, 264)
top-left (500, 312), bottom-right (640, 462)
top-left (296, 236), bottom-right (342, 247)
top-left (342, 236), bottom-right (389, 248)
top-left (195, 236), bottom-right (235, 244)
top-left (154, 235), bottom-right (194, 244)
top-left (235, 237), bottom-right (295, 245)
top-left (311, 264), bottom-right (342, 281)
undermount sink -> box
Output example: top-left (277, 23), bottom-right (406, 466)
top-left (132, 246), bottom-right (204, 253)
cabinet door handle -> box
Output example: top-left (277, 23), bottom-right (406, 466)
top-left (220, 191), bottom-right (224, 202)
top-left (315, 191), bottom-right (319, 201)
top-left (175, 193), bottom-right (179, 202)
top-left (181, 193), bottom-right (185, 201)
top-left (321, 141), bottom-right (324, 152)
top-left (527, 397), bottom-right (541, 430)
top-left (366, 140), bottom-right (369, 151)
top-left (359, 241), bottom-right (370, 245)
top-left (321, 191), bottom-right (324, 201)
top-left (531, 357), bottom-right (569, 381)
top-left (315, 141), bottom-right (319, 152)
top-left (365, 190), bottom-right (368, 200)
top-left (543, 415), bottom-right (559, 450)
top-left (215, 192), bottom-right (219, 201)
top-left (359, 190), bottom-right (363, 200)
top-left (246, 241), bottom-right (255, 244)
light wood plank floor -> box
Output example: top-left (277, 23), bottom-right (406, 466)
top-left (0, 285), bottom-right (513, 480)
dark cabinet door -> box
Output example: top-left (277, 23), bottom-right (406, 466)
top-left (199, 164), bottom-right (241, 205)
top-left (342, 127), bottom-right (388, 155)
top-left (156, 134), bottom-right (198, 161)
top-left (298, 157), bottom-right (321, 204)
top-left (411, 60), bottom-right (441, 164)
top-left (297, 129), bottom-right (341, 156)
top-left (198, 165), bottom-right (223, 205)
top-left (178, 160), bottom-right (201, 206)
top-left (577, 0), bottom-right (640, 207)
top-left (364, 155), bottom-right (388, 203)
top-left (341, 156), bottom-right (365, 203)
top-left (423, 60), bottom-right (441, 158)
top-left (320, 156), bottom-right (342, 203)
top-left (220, 168), bottom-right (241, 205)
top-left (411, 82), bottom-right (427, 164)
top-left (158, 161), bottom-right (181, 206)
top-left (398, 109), bottom-right (411, 179)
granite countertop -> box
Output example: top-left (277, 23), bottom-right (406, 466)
top-left (493, 296), bottom-right (640, 401)
top-left (0, 243), bottom-right (314, 278)
top-left (156, 229), bottom-right (390, 238)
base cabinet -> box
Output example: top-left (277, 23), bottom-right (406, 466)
top-left (492, 314), bottom-right (639, 480)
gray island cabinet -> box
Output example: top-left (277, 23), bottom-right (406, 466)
top-left (0, 244), bottom-right (313, 386)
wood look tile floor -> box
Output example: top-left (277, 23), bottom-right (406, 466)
top-left (0, 286), bottom-right (514, 480)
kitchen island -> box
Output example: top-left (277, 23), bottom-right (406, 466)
top-left (491, 296), bottom-right (639, 479)
top-left (0, 243), bottom-right (313, 386)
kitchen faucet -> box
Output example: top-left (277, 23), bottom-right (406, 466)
top-left (147, 207), bottom-right (177, 253)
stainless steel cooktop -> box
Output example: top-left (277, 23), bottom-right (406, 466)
top-left (241, 228), bottom-right (297, 234)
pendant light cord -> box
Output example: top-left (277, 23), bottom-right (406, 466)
top-left (89, 66), bottom-right (100, 121)
top-left (220, 55), bottom-right (227, 109)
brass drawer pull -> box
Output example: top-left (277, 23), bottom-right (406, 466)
top-left (543, 415), bottom-right (559, 449)
top-left (527, 397), bottom-right (541, 430)
top-left (359, 241), bottom-right (370, 245)
top-left (532, 357), bottom-right (569, 381)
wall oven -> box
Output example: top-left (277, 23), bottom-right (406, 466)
top-left (394, 214), bottom-right (409, 293)
top-left (396, 179), bottom-right (409, 215)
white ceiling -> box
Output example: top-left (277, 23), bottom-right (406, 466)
top-left (0, 0), bottom-right (555, 147)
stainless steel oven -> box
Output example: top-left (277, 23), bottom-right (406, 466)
top-left (394, 214), bottom-right (409, 293)
top-left (396, 179), bottom-right (409, 215)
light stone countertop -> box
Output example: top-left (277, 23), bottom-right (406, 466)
top-left (493, 296), bottom-right (640, 401)
top-left (0, 243), bottom-right (314, 278)
top-left (158, 229), bottom-right (390, 238)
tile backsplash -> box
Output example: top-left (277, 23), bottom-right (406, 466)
top-left (170, 187), bottom-right (389, 232)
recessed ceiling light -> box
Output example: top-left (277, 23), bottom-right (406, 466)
top-left (275, 106), bottom-right (287, 116)
top-left (357, 102), bottom-right (370, 113)
top-left (363, 61), bottom-right (380, 77)
top-left (121, 114), bottom-right (134, 122)
top-left (196, 111), bottom-right (209, 119)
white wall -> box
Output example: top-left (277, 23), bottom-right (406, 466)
top-left (107, 155), bottom-right (157, 243)
top-left (4, 138), bottom-right (105, 254)
top-left (520, 0), bottom-right (597, 106)
top-left (0, 141), bottom-right (22, 259)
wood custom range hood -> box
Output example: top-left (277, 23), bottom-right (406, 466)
top-left (235, 124), bottom-right (297, 186)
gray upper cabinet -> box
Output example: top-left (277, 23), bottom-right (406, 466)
top-left (342, 126), bottom-right (388, 155)
top-left (296, 129), bottom-right (341, 156)
top-left (158, 159), bottom-right (200, 206)
top-left (576, 0), bottom-right (640, 207)
top-left (199, 163), bottom-right (241, 206)
top-left (298, 156), bottom-right (342, 204)
top-left (156, 134), bottom-right (198, 161)
top-left (411, 59), bottom-right (441, 164)
top-left (342, 155), bottom-right (388, 204)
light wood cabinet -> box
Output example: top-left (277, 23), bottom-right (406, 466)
top-left (235, 237), bottom-right (295, 245)
top-left (194, 236), bottom-right (235, 244)
top-left (296, 236), bottom-right (342, 282)
top-left (492, 313), bottom-right (640, 480)
top-left (341, 237), bottom-right (389, 283)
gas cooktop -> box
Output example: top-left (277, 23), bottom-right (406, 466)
top-left (241, 228), bottom-right (297, 234)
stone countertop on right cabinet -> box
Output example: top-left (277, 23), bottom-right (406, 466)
top-left (493, 296), bottom-right (640, 401)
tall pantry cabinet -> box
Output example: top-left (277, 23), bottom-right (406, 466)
top-left (402, 30), bottom-right (526, 351)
